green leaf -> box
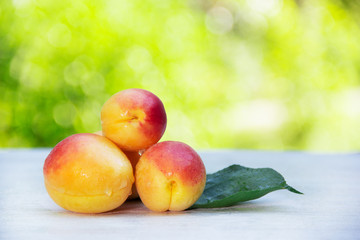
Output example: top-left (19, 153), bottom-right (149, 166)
top-left (191, 164), bottom-right (302, 209)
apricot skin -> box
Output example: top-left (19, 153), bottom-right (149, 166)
top-left (93, 130), bottom-right (143, 200)
top-left (101, 88), bottom-right (167, 151)
top-left (135, 141), bottom-right (206, 212)
top-left (123, 150), bottom-right (144, 199)
top-left (43, 133), bottom-right (134, 213)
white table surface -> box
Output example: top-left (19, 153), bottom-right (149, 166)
top-left (0, 149), bottom-right (359, 240)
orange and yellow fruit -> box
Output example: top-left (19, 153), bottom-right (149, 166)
top-left (101, 88), bottom-right (167, 151)
top-left (136, 141), bottom-right (206, 212)
top-left (43, 133), bottom-right (134, 213)
top-left (43, 88), bottom-right (206, 213)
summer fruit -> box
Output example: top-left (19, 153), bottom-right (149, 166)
top-left (101, 88), bottom-right (167, 151)
top-left (93, 130), bottom-right (143, 200)
top-left (43, 89), bottom-right (206, 213)
top-left (136, 141), bottom-right (206, 212)
top-left (43, 133), bottom-right (134, 213)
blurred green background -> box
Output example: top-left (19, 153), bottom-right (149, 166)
top-left (1, 0), bottom-right (360, 151)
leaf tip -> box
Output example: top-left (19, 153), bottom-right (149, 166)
top-left (284, 185), bottom-right (303, 194)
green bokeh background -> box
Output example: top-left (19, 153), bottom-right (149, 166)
top-left (1, 0), bottom-right (360, 151)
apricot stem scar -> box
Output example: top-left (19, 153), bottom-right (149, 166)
top-left (115, 116), bottom-right (139, 123)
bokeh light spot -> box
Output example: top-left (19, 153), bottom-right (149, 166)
top-left (47, 23), bottom-right (72, 47)
top-left (53, 102), bottom-right (77, 128)
top-left (206, 6), bottom-right (234, 34)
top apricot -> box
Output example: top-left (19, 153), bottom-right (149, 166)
top-left (101, 89), bottom-right (167, 151)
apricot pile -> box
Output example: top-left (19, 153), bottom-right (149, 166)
top-left (43, 89), bottom-right (206, 213)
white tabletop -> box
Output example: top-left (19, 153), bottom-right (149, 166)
top-left (0, 149), bottom-right (359, 240)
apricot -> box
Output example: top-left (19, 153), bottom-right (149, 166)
top-left (93, 130), bottom-right (143, 199)
top-left (43, 133), bottom-right (134, 213)
top-left (136, 141), bottom-right (206, 212)
top-left (101, 88), bottom-right (167, 151)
